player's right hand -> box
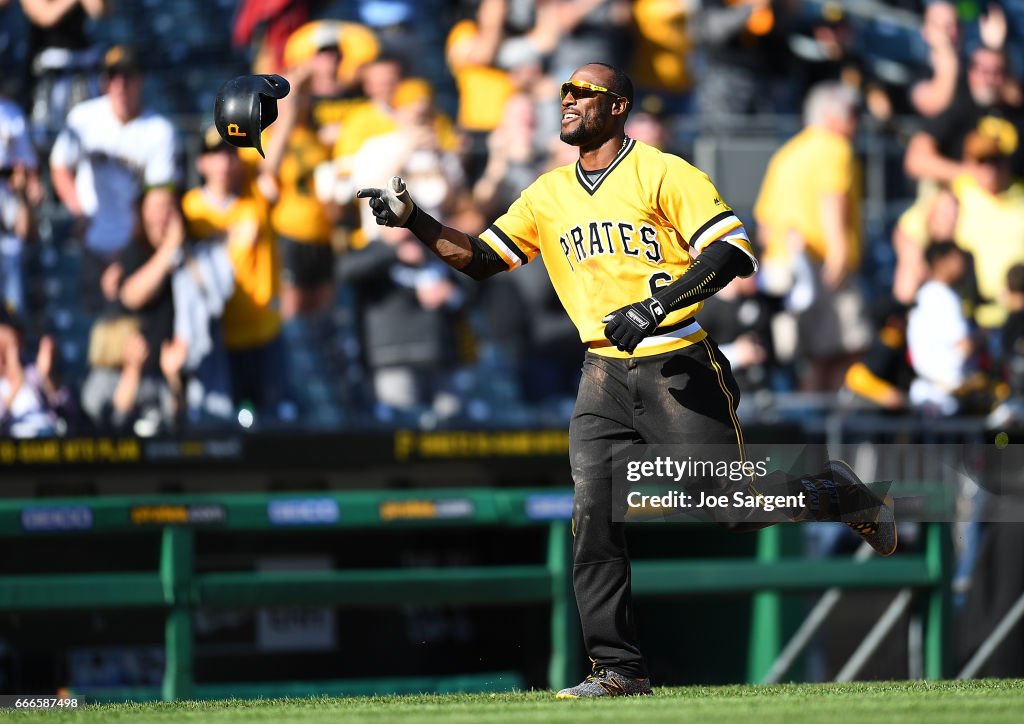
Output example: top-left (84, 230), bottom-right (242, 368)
top-left (355, 176), bottom-right (414, 227)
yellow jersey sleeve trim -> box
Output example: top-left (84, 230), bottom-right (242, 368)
top-left (716, 228), bottom-right (758, 276)
top-left (480, 225), bottom-right (529, 269)
top-left (691, 211), bottom-right (743, 251)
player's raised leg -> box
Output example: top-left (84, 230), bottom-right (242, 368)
top-left (637, 340), bottom-right (896, 555)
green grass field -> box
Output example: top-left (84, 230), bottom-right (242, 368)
top-left (3, 680), bottom-right (1024, 723)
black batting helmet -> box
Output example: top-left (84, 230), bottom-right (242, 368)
top-left (213, 74), bottom-right (291, 158)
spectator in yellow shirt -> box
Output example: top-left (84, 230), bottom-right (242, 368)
top-left (183, 127), bottom-right (290, 419)
top-left (754, 81), bottom-right (870, 391)
top-left (446, 0), bottom-right (514, 135)
top-left (332, 57), bottom-right (458, 186)
top-left (629, 0), bottom-right (693, 113)
top-left (257, 62), bottom-right (338, 319)
top-left (445, 0), bottom-right (516, 183)
top-left (947, 131), bottom-right (1024, 331)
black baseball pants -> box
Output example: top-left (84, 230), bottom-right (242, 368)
top-left (568, 337), bottom-right (751, 679)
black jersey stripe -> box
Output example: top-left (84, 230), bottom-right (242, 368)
top-left (688, 210), bottom-right (737, 249)
top-left (488, 224), bottom-right (530, 265)
top-left (574, 137), bottom-right (636, 196)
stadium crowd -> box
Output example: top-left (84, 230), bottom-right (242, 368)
top-left (1, 0), bottom-right (1024, 436)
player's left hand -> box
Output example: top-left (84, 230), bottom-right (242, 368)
top-left (602, 298), bottom-right (667, 354)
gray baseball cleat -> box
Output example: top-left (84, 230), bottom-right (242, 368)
top-left (555, 668), bottom-right (652, 699)
top-left (828, 459), bottom-right (898, 557)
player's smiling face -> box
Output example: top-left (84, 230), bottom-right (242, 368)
top-left (559, 68), bottom-right (619, 147)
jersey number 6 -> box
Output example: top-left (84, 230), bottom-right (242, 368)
top-left (648, 272), bottom-right (672, 296)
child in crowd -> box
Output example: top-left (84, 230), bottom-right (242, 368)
top-left (907, 241), bottom-right (971, 416)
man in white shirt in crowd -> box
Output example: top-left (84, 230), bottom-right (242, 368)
top-left (49, 45), bottom-right (178, 310)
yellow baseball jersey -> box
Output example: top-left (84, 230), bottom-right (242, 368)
top-left (952, 172), bottom-right (1024, 328)
top-left (271, 125), bottom-right (333, 245)
top-left (480, 138), bottom-right (757, 358)
top-left (630, 0), bottom-right (692, 94)
top-left (754, 126), bottom-right (862, 270)
top-left (310, 93), bottom-right (363, 135)
top-left (332, 101), bottom-right (459, 165)
top-left (182, 188), bottom-right (282, 350)
top-left (446, 19), bottom-right (515, 132)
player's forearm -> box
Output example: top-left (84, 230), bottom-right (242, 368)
top-left (402, 204), bottom-right (504, 280)
top-left (602, 241), bottom-right (754, 353)
top-left (421, 220), bottom-right (506, 281)
top-left (359, 178), bottom-right (505, 280)
top-left (429, 227), bottom-right (475, 271)
top-left (652, 241), bottom-right (753, 312)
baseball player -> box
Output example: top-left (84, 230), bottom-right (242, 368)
top-left (217, 63), bottom-right (897, 698)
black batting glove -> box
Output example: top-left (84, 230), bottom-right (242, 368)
top-left (602, 298), bottom-right (667, 354)
top-left (355, 176), bottom-right (415, 227)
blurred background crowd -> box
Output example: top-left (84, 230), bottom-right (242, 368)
top-left (1, 0), bottom-right (1024, 437)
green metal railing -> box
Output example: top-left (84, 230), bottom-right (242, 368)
top-left (0, 489), bottom-right (952, 700)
